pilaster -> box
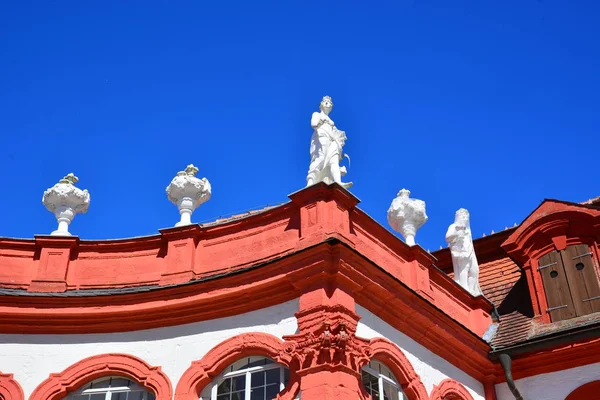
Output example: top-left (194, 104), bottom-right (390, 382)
top-left (159, 224), bottom-right (202, 285)
top-left (289, 183), bottom-right (359, 247)
top-left (29, 235), bottom-right (79, 292)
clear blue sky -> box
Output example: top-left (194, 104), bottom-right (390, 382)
top-left (1, 1), bottom-right (598, 251)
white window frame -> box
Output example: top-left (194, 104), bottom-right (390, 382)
top-left (362, 364), bottom-right (404, 400)
top-left (208, 360), bottom-right (287, 400)
top-left (66, 376), bottom-right (154, 400)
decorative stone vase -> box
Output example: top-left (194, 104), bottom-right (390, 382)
top-left (166, 164), bottom-right (211, 227)
top-left (42, 173), bottom-right (90, 236)
top-left (387, 189), bottom-right (428, 246)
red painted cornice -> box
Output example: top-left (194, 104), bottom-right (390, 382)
top-left (0, 183), bottom-right (494, 379)
top-left (494, 336), bottom-right (600, 382)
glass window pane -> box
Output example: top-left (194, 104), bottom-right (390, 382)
top-left (250, 386), bottom-right (264, 400)
top-left (251, 371), bottom-right (265, 388)
top-left (91, 379), bottom-right (111, 389)
top-left (72, 395), bottom-right (89, 400)
top-left (247, 358), bottom-right (273, 369)
top-left (265, 369), bottom-right (280, 385)
top-left (110, 378), bottom-right (130, 388)
top-left (232, 375), bottom-right (246, 391)
top-left (90, 394), bottom-right (106, 400)
top-left (217, 395), bottom-right (229, 400)
top-left (127, 391), bottom-right (144, 400)
top-left (147, 392), bottom-right (155, 400)
top-left (265, 384), bottom-right (280, 400)
top-left (361, 370), bottom-right (378, 395)
top-left (383, 381), bottom-right (399, 400)
top-left (231, 391), bottom-right (246, 400)
top-left (217, 378), bottom-right (231, 394)
top-left (111, 392), bottom-right (127, 400)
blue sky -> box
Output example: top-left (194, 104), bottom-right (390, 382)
top-left (1, 1), bottom-right (598, 251)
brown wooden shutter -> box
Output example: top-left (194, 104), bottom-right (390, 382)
top-left (538, 251), bottom-right (577, 322)
top-left (561, 244), bottom-right (600, 315)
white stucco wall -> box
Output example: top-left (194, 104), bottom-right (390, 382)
top-left (0, 299), bottom-right (299, 399)
top-left (495, 362), bottom-right (600, 400)
top-left (356, 304), bottom-right (485, 400)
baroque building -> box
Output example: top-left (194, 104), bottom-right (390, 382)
top-left (0, 98), bottom-right (598, 400)
top-left (0, 184), bottom-right (598, 400)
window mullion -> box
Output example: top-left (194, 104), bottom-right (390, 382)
top-left (245, 370), bottom-right (252, 399)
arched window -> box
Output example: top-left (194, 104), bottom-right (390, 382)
top-left (200, 357), bottom-right (289, 400)
top-left (65, 377), bottom-right (156, 400)
top-left (361, 360), bottom-right (404, 400)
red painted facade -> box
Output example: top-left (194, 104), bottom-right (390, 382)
top-left (0, 184), bottom-right (599, 399)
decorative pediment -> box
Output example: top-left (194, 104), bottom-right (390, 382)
top-left (502, 199), bottom-right (600, 264)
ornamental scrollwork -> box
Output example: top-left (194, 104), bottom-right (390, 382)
top-left (282, 321), bottom-right (372, 374)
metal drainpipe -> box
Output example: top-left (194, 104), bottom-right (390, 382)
top-left (498, 353), bottom-right (524, 400)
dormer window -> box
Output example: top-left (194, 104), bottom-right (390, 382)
top-left (538, 244), bottom-right (600, 322)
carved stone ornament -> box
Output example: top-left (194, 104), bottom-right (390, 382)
top-left (166, 164), bottom-right (211, 227)
top-left (42, 173), bottom-right (90, 236)
top-left (283, 320), bottom-right (372, 375)
top-left (445, 208), bottom-right (482, 296)
top-left (387, 189), bottom-right (428, 246)
top-left (282, 303), bottom-right (375, 381)
top-left (306, 96), bottom-right (352, 189)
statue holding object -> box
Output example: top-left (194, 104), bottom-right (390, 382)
top-left (306, 96), bottom-right (352, 189)
top-left (445, 208), bottom-right (482, 296)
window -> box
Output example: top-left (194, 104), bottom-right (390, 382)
top-left (65, 377), bottom-right (155, 400)
top-left (200, 357), bottom-right (289, 400)
top-left (361, 360), bottom-right (404, 400)
top-left (538, 244), bottom-right (600, 322)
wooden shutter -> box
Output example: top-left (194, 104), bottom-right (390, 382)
top-left (538, 251), bottom-right (577, 322)
top-left (561, 244), bottom-right (600, 315)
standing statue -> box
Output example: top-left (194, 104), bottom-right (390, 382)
top-left (445, 208), bottom-right (482, 296)
top-left (387, 189), bottom-right (428, 246)
top-left (306, 96), bottom-right (352, 189)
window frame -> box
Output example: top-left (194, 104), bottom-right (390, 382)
top-left (66, 376), bottom-right (155, 400)
top-left (361, 361), bottom-right (404, 400)
top-left (205, 358), bottom-right (288, 400)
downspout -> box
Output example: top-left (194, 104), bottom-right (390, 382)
top-left (498, 353), bottom-right (523, 400)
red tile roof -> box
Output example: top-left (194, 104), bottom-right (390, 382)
top-left (199, 205), bottom-right (281, 227)
top-left (479, 257), bottom-right (522, 308)
top-left (491, 311), bottom-right (532, 348)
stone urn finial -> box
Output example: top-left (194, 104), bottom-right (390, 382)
top-left (387, 188), bottom-right (428, 246)
top-left (166, 164), bottom-right (211, 227)
top-left (42, 173), bottom-right (90, 236)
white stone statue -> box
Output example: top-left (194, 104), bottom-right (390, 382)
top-left (42, 173), bottom-right (90, 236)
top-left (166, 164), bottom-right (211, 227)
top-left (445, 208), bottom-right (482, 296)
top-left (306, 96), bottom-right (352, 189)
top-left (387, 189), bottom-right (428, 246)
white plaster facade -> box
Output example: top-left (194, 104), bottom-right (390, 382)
top-left (495, 362), bottom-right (600, 400)
top-left (0, 300), bottom-right (299, 399)
top-left (356, 304), bottom-right (485, 400)
top-left (0, 299), bottom-right (505, 400)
